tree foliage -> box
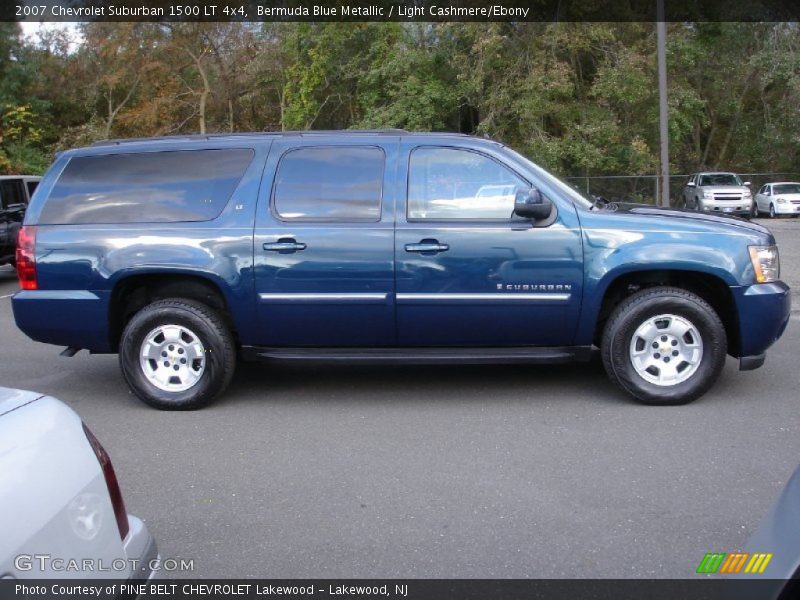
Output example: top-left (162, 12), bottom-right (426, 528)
top-left (3, 21), bottom-right (800, 179)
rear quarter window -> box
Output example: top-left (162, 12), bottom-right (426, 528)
top-left (38, 148), bottom-right (254, 225)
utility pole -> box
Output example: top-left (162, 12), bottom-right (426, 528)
top-left (657, 0), bottom-right (670, 206)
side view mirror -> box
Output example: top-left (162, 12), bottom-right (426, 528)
top-left (743, 181), bottom-right (752, 187)
top-left (687, 181), bottom-right (696, 187)
top-left (514, 188), bottom-right (553, 221)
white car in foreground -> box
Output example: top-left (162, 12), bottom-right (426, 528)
top-left (755, 182), bottom-right (800, 218)
top-left (0, 387), bottom-right (157, 579)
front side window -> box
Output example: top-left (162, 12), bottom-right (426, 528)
top-left (273, 146), bottom-right (384, 221)
top-left (408, 147), bottom-right (527, 220)
top-left (40, 149), bottom-right (254, 225)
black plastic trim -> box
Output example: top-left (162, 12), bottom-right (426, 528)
top-left (241, 346), bottom-right (593, 365)
top-left (739, 353), bottom-right (766, 371)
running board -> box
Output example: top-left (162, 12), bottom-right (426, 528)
top-left (242, 346), bottom-right (593, 365)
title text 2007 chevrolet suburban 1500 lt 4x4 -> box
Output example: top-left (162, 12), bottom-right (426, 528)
top-left (11, 131), bottom-right (791, 409)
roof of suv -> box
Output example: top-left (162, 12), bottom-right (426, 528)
top-left (91, 129), bottom-right (480, 148)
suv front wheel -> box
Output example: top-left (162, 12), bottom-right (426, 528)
top-left (119, 298), bottom-right (236, 410)
top-left (601, 287), bottom-right (727, 405)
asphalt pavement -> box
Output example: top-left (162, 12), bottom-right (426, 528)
top-left (0, 217), bottom-right (798, 579)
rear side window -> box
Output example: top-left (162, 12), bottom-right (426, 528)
top-left (26, 180), bottom-right (39, 197)
top-left (273, 146), bottom-right (384, 221)
top-left (39, 149), bottom-right (254, 225)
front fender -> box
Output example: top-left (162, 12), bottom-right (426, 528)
top-left (575, 225), bottom-right (750, 345)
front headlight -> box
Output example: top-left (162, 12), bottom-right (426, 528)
top-left (703, 191), bottom-right (714, 199)
top-left (748, 245), bottom-right (780, 283)
top-left (776, 197), bottom-right (787, 204)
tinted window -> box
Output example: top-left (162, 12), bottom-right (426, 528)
top-left (0, 179), bottom-right (26, 209)
top-left (26, 180), bottom-right (39, 198)
top-left (408, 147), bottom-right (527, 220)
top-left (40, 149), bottom-right (254, 225)
top-left (273, 146), bottom-right (384, 221)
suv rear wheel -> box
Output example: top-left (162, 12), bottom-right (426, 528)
top-left (601, 287), bottom-right (727, 405)
top-left (119, 298), bottom-right (235, 410)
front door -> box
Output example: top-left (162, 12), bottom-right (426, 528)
top-left (253, 137), bottom-right (399, 347)
top-left (395, 144), bottom-right (583, 347)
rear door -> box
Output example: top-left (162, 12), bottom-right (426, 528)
top-left (252, 136), bottom-right (399, 347)
top-left (394, 142), bottom-right (584, 347)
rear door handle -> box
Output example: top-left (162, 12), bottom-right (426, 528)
top-left (263, 239), bottom-right (307, 253)
top-left (405, 241), bottom-right (449, 254)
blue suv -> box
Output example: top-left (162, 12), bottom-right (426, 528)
top-left (12, 131), bottom-right (791, 409)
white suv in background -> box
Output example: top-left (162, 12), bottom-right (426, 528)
top-left (0, 387), bottom-right (158, 580)
top-left (682, 172), bottom-right (753, 216)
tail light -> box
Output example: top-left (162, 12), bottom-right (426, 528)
top-left (16, 226), bottom-right (37, 290)
top-left (82, 423), bottom-right (130, 540)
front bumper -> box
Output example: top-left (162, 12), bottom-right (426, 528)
top-left (732, 281), bottom-right (791, 365)
top-left (771, 202), bottom-right (800, 215)
top-left (701, 201), bottom-right (752, 214)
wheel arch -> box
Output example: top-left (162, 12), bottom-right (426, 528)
top-left (108, 271), bottom-right (237, 352)
top-left (591, 268), bottom-right (740, 357)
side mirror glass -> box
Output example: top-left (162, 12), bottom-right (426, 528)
top-left (514, 188), bottom-right (553, 221)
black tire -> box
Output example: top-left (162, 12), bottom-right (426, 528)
top-left (601, 287), bottom-right (727, 405)
top-left (119, 298), bottom-right (236, 410)
top-left (770, 203), bottom-right (776, 218)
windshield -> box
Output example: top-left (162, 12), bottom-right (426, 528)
top-left (699, 173), bottom-right (742, 186)
top-left (773, 183), bottom-right (800, 195)
top-left (500, 146), bottom-right (595, 209)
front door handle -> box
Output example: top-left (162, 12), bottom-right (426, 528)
top-left (405, 240), bottom-right (450, 254)
top-left (263, 239), bottom-right (307, 253)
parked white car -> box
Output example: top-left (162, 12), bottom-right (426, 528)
top-left (754, 182), bottom-right (800, 218)
top-left (0, 387), bottom-right (157, 579)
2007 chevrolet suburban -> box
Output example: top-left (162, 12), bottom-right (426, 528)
top-left (11, 131), bottom-right (791, 409)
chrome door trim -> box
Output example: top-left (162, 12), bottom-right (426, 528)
top-left (259, 293), bottom-right (389, 304)
top-left (395, 293), bottom-right (571, 303)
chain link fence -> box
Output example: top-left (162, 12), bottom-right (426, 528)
top-left (564, 173), bottom-right (800, 207)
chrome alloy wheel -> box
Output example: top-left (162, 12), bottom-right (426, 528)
top-left (628, 313), bottom-right (704, 386)
top-left (139, 324), bottom-right (206, 392)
